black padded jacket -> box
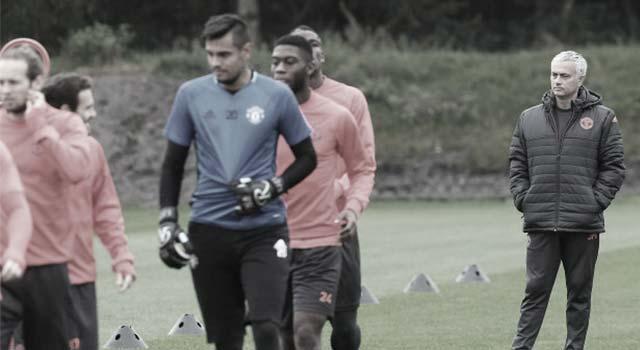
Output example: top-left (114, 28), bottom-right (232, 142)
top-left (509, 86), bottom-right (625, 233)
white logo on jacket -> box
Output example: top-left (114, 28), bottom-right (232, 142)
top-left (580, 117), bottom-right (594, 130)
top-left (246, 106), bottom-right (265, 125)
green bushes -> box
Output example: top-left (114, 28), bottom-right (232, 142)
top-left (150, 49), bottom-right (209, 79)
top-left (61, 23), bottom-right (134, 65)
top-left (299, 43), bottom-right (640, 174)
top-left (65, 37), bottom-right (639, 176)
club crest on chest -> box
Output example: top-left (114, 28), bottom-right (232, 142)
top-left (246, 106), bottom-right (265, 125)
top-left (580, 116), bottom-right (594, 130)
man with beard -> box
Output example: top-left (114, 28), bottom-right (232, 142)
top-left (158, 14), bottom-right (317, 350)
top-left (41, 72), bottom-right (135, 350)
top-left (509, 51), bottom-right (625, 350)
top-left (272, 35), bottom-right (374, 350)
top-left (0, 43), bottom-right (91, 350)
top-left (290, 25), bottom-right (376, 350)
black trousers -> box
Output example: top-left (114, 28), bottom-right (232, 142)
top-left (1, 264), bottom-right (70, 350)
top-left (67, 283), bottom-right (98, 350)
top-left (12, 282), bottom-right (97, 350)
top-left (512, 232), bottom-right (599, 350)
top-left (188, 222), bottom-right (290, 346)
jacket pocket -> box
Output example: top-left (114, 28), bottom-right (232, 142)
top-left (515, 189), bottom-right (529, 212)
top-left (592, 189), bottom-right (609, 211)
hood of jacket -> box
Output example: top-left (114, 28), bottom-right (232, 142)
top-left (541, 86), bottom-right (602, 113)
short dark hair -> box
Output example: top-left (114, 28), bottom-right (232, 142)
top-left (292, 25), bottom-right (318, 34)
top-left (0, 45), bottom-right (44, 81)
top-left (201, 13), bottom-right (250, 48)
top-left (42, 73), bottom-right (93, 111)
top-left (273, 35), bottom-right (313, 63)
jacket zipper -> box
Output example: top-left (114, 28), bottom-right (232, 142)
top-left (553, 107), bottom-right (579, 232)
top-left (554, 111), bottom-right (561, 232)
top-left (545, 107), bottom-right (561, 232)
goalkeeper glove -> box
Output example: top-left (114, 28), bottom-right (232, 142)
top-left (231, 176), bottom-right (284, 215)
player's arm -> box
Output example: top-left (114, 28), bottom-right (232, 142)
top-left (33, 105), bottom-right (91, 183)
top-left (334, 90), bottom-right (377, 202)
top-left (2, 192), bottom-right (32, 280)
top-left (277, 88), bottom-right (317, 191)
top-left (159, 140), bottom-right (189, 210)
top-left (91, 142), bottom-right (135, 291)
top-left (335, 112), bottom-right (375, 237)
top-left (334, 171), bottom-right (350, 199)
top-left (157, 140), bottom-right (194, 268)
top-left (509, 114), bottom-right (530, 212)
top-left (232, 137), bottom-right (316, 215)
top-left (0, 146), bottom-right (32, 280)
top-left (350, 89), bottom-right (376, 169)
top-left (593, 113), bottom-right (625, 210)
top-left (156, 85), bottom-right (197, 268)
top-left (281, 136), bottom-right (317, 190)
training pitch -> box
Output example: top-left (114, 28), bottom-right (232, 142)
top-left (94, 194), bottom-right (640, 349)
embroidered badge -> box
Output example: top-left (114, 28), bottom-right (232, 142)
top-left (246, 106), bottom-right (265, 125)
top-left (579, 117), bottom-right (594, 130)
top-left (273, 239), bottom-right (287, 258)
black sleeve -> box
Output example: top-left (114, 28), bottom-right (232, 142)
top-left (593, 113), bottom-right (625, 210)
top-left (509, 115), bottom-right (529, 212)
top-left (159, 140), bottom-right (190, 208)
top-left (279, 136), bottom-right (317, 192)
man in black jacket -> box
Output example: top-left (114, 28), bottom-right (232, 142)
top-left (509, 50), bottom-right (625, 350)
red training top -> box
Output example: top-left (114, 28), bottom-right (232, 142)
top-left (67, 137), bottom-right (135, 284)
top-left (315, 76), bottom-right (376, 212)
top-left (0, 104), bottom-right (90, 266)
top-left (277, 92), bottom-right (374, 249)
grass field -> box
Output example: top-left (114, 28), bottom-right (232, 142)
top-left (93, 194), bottom-right (640, 349)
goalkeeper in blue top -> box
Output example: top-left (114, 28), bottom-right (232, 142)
top-left (157, 13), bottom-right (317, 350)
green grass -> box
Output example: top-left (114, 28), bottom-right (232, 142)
top-left (94, 194), bottom-right (640, 349)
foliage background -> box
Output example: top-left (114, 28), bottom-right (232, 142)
top-left (3, 0), bottom-right (640, 52)
top-left (1, 1), bottom-right (639, 203)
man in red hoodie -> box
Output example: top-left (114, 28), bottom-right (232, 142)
top-left (0, 43), bottom-right (91, 350)
top-left (290, 25), bottom-right (376, 350)
top-left (7, 73), bottom-right (137, 350)
top-left (273, 35), bottom-right (374, 350)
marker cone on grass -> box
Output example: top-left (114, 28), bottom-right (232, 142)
top-left (168, 313), bottom-right (206, 336)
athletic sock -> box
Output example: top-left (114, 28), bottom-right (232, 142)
top-left (330, 310), bottom-right (361, 350)
top-left (252, 321), bottom-right (281, 350)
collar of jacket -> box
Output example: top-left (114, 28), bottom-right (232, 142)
top-left (541, 86), bottom-right (603, 114)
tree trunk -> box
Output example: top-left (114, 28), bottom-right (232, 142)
top-left (338, 1), bottom-right (363, 44)
top-left (238, 0), bottom-right (260, 46)
top-left (559, 0), bottom-right (575, 41)
top-left (622, 0), bottom-right (638, 40)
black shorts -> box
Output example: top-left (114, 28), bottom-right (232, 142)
top-left (66, 283), bottom-right (98, 350)
top-left (335, 228), bottom-right (361, 312)
top-left (0, 264), bottom-right (70, 350)
top-left (11, 280), bottom-right (96, 350)
top-left (284, 245), bottom-right (342, 320)
top-left (188, 222), bottom-right (290, 344)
